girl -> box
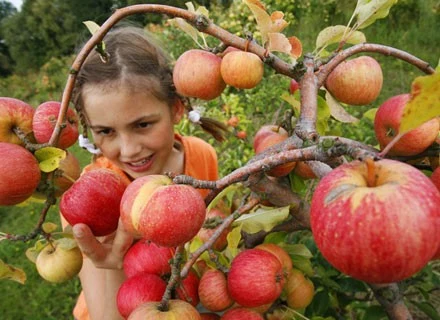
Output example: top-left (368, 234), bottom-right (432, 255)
top-left (64, 26), bottom-right (223, 320)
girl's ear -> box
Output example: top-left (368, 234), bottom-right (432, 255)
top-left (172, 98), bottom-right (185, 124)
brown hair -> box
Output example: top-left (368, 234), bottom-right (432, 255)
top-left (73, 26), bottom-right (228, 141)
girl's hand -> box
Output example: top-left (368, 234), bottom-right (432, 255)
top-left (72, 219), bottom-right (134, 269)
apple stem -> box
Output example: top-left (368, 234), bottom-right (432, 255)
top-left (365, 158), bottom-right (377, 188)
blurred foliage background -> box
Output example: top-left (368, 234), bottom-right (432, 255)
top-left (0, 0), bottom-right (439, 319)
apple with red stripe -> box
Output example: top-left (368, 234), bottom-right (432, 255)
top-left (0, 97), bottom-right (35, 146)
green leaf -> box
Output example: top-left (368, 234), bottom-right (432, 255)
top-left (289, 172), bottom-right (307, 196)
top-left (363, 108), bottom-right (378, 121)
top-left (207, 184), bottom-right (241, 211)
top-left (409, 300), bottom-right (440, 320)
top-left (281, 92), bottom-right (301, 117)
top-left (34, 147), bottom-right (66, 173)
top-left (309, 289), bottom-right (331, 315)
top-left (315, 25), bottom-right (366, 50)
top-left (82, 20), bottom-right (101, 35)
top-left (263, 231), bottom-right (288, 244)
top-left (317, 95), bottom-right (331, 135)
top-left (188, 236), bottom-right (215, 269)
top-left (0, 259), bottom-right (26, 284)
top-left (325, 91), bottom-right (360, 123)
top-left (354, 0), bottom-right (398, 29)
top-left (399, 72), bottom-right (440, 134)
top-left (233, 205), bottom-right (290, 234)
top-left (223, 225), bottom-right (242, 262)
top-left (362, 305), bottom-right (387, 320)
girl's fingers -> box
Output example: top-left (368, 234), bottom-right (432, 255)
top-left (72, 223), bottom-right (107, 263)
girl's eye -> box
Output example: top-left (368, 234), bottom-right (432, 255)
top-left (137, 122), bottom-right (150, 129)
top-left (97, 128), bottom-right (113, 136)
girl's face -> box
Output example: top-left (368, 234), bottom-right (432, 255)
top-left (83, 86), bottom-right (184, 179)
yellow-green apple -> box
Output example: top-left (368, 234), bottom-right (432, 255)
top-left (310, 159), bottom-right (440, 283)
top-left (325, 56), bottom-right (383, 105)
top-left (227, 248), bottom-right (285, 308)
top-left (36, 241), bottom-right (83, 283)
top-left (253, 125), bottom-right (296, 177)
top-left (221, 307), bottom-right (264, 320)
top-left (431, 167), bottom-right (440, 192)
top-left (289, 78), bottom-right (300, 94)
top-left (198, 269), bottom-right (234, 312)
top-left (197, 208), bottom-right (231, 251)
top-left (128, 299), bottom-right (201, 320)
top-left (175, 269), bottom-right (200, 307)
top-left (116, 273), bottom-right (167, 319)
top-left (0, 97), bottom-right (34, 145)
top-left (374, 94), bottom-right (440, 156)
top-left (0, 142), bottom-right (41, 205)
top-left (123, 239), bottom-right (175, 278)
top-left (32, 101), bottom-right (79, 149)
top-left (173, 49), bottom-right (226, 100)
top-left (220, 51), bottom-right (264, 89)
top-left (60, 168), bottom-right (128, 236)
top-left (120, 174), bottom-right (206, 247)
top-left (255, 243), bottom-right (292, 278)
top-left (285, 269), bottom-right (314, 310)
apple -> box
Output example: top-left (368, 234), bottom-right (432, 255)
top-left (116, 272), bottom-right (167, 319)
top-left (218, 46), bottom-right (240, 58)
top-left (36, 241), bottom-right (83, 283)
top-left (200, 313), bottom-right (221, 320)
top-left (431, 167), bottom-right (440, 192)
top-left (227, 116), bottom-right (239, 127)
top-left (325, 56), bottom-right (383, 105)
top-left (236, 130), bottom-right (247, 140)
top-left (289, 79), bottom-right (300, 94)
top-left (198, 269), bottom-right (234, 312)
top-left (374, 94), bottom-right (440, 156)
top-left (255, 243), bottom-right (292, 278)
top-left (173, 49), bottom-right (226, 100)
top-left (128, 299), bottom-right (201, 320)
top-left (285, 269), bottom-right (314, 310)
top-left (60, 168), bottom-right (128, 236)
top-left (32, 101), bottom-right (79, 149)
top-left (175, 269), bottom-right (200, 307)
top-left (0, 97), bottom-right (34, 146)
top-left (123, 239), bottom-right (175, 278)
top-left (310, 159), bottom-right (440, 283)
top-left (227, 248), bottom-right (285, 308)
top-left (0, 142), bottom-right (41, 205)
top-left (293, 161), bottom-right (317, 179)
top-left (120, 174), bottom-right (206, 247)
top-left (197, 208), bottom-right (231, 252)
top-left (220, 51), bottom-right (264, 89)
top-left (253, 125), bottom-right (296, 177)
top-left (220, 307), bottom-right (264, 320)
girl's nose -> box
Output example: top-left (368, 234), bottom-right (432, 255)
top-left (119, 134), bottom-right (142, 158)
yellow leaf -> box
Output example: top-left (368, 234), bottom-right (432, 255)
top-left (82, 21), bottom-right (100, 35)
top-left (281, 92), bottom-right (301, 117)
top-left (233, 205), bottom-right (290, 234)
top-left (224, 225), bottom-right (242, 261)
top-left (266, 32), bottom-right (292, 55)
top-left (42, 222), bottom-right (58, 233)
top-left (34, 147), bottom-right (66, 173)
top-left (25, 248), bottom-right (39, 264)
top-left (399, 72), bottom-right (440, 134)
top-left (270, 11), bottom-right (289, 33)
top-left (0, 259), bottom-right (26, 284)
top-left (243, 0), bottom-right (273, 43)
top-left (55, 238), bottom-right (78, 251)
top-left (315, 25), bottom-right (366, 50)
top-left (167, 18), bottom-right (201, 46)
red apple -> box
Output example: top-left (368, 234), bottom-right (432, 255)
top-left (220, 307), bottom-right (264, 320)
top-left (285, 269), bottom-right (314, 310)
top-left (289, 79), bottom-right (300, 94)
top-left (374, 94), bottom-right (439, 156)
top-left (431, 167), bottom-right (440, 192)
top-left (236, 130), bottom-right (247, 140)
top-left (221, 51), bottom-right (264, 89)
top-left (173, 49), bottom-right (226, 100)
top-left (123, 239), bottom-right (175, 278)
top-left (227, 116), bottom-right (239, 127)
top-left (227, 249), bottom-right (285, 308)
top-left (253, 125), bottom-right (296, 177)
top-left (197, 208), bottom-right (231, 252)
top-left (0, 97), bottom-right (34, 146)
top-left (116, 273), bottom-right (167, 319)
top-left (60, 168), bottom-right (128, 236)
top-left (200, 313), bottom-right (221, 320)
top-left (128, 299), bottom-right (201, 320)
top-left (120, 174), bottom-right (206, 247)
top-left (310, 159), bottom-right (440, 283)
top-left (0, 142), bottom-right (41, 205)
top-left (255, 243), bottom-right (292, 278)
top-left (36, 241), bottom-right (83, 283)
top-left (175, 269), bottom-right (200, 307)
top-left (198, 269), bottom-right (234, 312)
top-left (325, 56), bottom-right (383, 105)
top-left (32, 101), bottom-right (79, 149)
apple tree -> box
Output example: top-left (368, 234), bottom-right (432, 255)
top-left (1, 1), bottom-right (440, 319)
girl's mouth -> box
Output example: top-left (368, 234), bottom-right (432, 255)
top-left (125, 154), bottom-right (154, 173)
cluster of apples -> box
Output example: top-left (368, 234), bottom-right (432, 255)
top-left (118, 240), bottom-right (314, 319)
top-left (0, 97), bottom-right (80, 206)
top-left (173, 47), bottom-right (264, 101)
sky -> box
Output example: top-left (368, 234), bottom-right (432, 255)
top-left (8, 0), bottom-right (23, 10)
